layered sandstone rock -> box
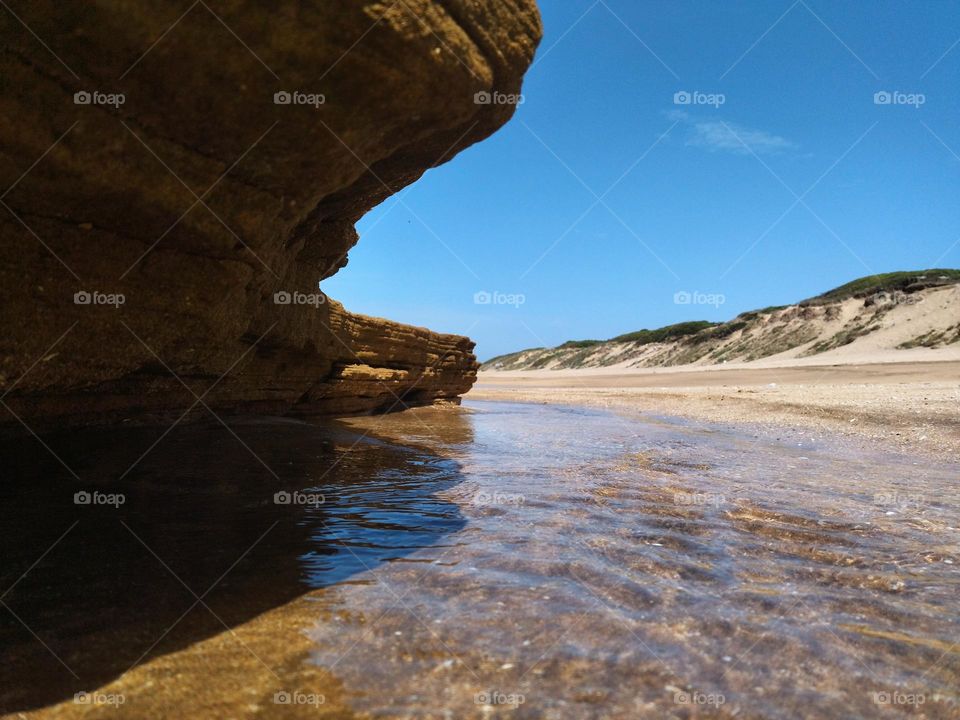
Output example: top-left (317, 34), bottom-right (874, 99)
top-left (0, 0), bottom-right (540, 430)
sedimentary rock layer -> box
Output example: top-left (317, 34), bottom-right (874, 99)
top-left (0, 0), bottom-right (541, 430)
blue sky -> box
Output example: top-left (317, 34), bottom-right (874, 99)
top-left (325, 0), bottom-right (960, 361)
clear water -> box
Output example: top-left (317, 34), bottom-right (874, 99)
top-left (321, 400), bottom-right (960, 719)
top-left (1, 401), bottom-right (958, 718)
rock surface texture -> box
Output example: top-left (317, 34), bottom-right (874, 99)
top-left (0, 0), bottom-right (541, 430)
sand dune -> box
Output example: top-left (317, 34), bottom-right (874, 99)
top-left (484, 280), bottom-right (960, 372)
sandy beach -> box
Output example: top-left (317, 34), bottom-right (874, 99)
top-left (471, 358), bottom-right (960, 460)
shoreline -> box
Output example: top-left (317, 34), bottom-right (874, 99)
top-left (469, 360), bottom-right (960, 460)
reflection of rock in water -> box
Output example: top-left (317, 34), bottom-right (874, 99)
top-left (0, 417), bottom-right (468, 713)
top-left (339, 404), bottom-right (479, 449)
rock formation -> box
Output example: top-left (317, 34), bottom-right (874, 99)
top-left (0, 0), bottom-right (541, 431)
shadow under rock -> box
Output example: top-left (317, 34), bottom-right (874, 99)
top-left (0, 413), bottom-right (471, 713)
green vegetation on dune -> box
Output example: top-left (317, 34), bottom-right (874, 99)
top-left (703, 320), bottom-right (748, 341)
top-left (735, 306), bottom-right (788, 322)
top-left (898, 324), bottom-right (960, 349)
top-left (611, 321), bottom-right (718, 345)
top-left (559, 339), bottom-right (603, 349)
top-left (804, 269), bottom-right (960, 304)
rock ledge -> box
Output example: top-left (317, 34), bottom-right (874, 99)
top-left (0, 0), bottom-right (541, 430)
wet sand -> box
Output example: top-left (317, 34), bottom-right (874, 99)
top-left (472, 360), bottom-right (960, 460)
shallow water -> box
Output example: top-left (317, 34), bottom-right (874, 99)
top-left (325, 401), bottom-right (960, 719)
top-left (1, 401), bottom-right (958, 718)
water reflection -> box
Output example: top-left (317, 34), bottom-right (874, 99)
top-left (0, 416), bottom-right (469, 713)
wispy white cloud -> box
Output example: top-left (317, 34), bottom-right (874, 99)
top-left (667, 111), bottom-right (797, 155)
top-left (688, 120), bottom-right (796, 155)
